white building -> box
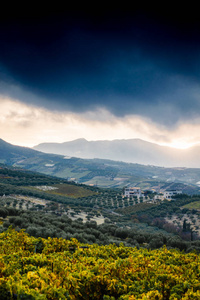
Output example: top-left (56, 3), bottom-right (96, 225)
top-left (163, 190), bottom-right (182, 200)
top-left (124, 187), bottom-right (142, 198)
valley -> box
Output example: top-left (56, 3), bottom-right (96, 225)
top-left (1, 138), bottom-right (200, 193)
top-left (0, 163), bottom-right (200, 248)
top-left (1, 138), bottom-right (200, 248)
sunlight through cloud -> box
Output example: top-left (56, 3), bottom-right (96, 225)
top-left (1, 97), bottom-right (200, 149)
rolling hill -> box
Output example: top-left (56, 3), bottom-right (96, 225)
top-left (0, 138), bottom-right (200, 193)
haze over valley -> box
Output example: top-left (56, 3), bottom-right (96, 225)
top-left (34, 138), bottom-right (200, 168)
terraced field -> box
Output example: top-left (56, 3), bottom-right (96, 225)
top-left (35, 183), bottom-right (96, 198)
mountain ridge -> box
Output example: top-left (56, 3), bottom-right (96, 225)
top-left (33, 138), bottom-right (200, 168)
top-left (1, 137), bottom-right (200, 192)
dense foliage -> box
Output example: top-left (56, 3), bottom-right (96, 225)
top-left (1, 208), bottom-right (200, 253)
top-left (1, 228), bottom-right (200, 299)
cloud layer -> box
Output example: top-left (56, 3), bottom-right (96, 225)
top-left (1, 97), bottom-right (200, 149)
top-left (0, 11), bottom-right (200, 127)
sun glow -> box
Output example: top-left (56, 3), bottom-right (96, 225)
top-left (1, 97), bottom-right (200, 151)
top-left (161, 141), bottom-right (199, 150)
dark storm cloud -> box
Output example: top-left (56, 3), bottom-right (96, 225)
top-left (1, 10), bottom-right (200, 124)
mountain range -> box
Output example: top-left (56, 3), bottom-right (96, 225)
top-left (0, 138), bottom-right (200, 193)
top-left (34, 138), bottom-right (200, 168)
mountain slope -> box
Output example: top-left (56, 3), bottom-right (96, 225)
top-left (0, 138), bottom-right (44, 163)
top-left (34, 138), bottom-right (200, 168)
top-left (1, 138), bottom-right (200, 192)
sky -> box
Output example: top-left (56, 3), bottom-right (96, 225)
top-left (1, 9), bottom-right (200, 149)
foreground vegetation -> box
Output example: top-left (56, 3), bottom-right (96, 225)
top-left (1, 228), bottom-right (200, 299)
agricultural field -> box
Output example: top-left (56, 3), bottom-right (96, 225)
top-left (182, 200), bottom-right (200, 210)
top-left (34, 183), bottom-right (96, 198)
top-left (116, 202), bottom-right (156, 214)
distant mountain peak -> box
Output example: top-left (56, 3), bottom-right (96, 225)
top-left (33, 138), bottom-right (200, 168)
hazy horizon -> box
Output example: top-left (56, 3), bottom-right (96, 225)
top-left (2, 135), bottom-right (200, 151)
top-left (33, 137), bottom-right (200, 150)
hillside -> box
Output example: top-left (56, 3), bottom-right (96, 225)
top-left (1, 165), bottom-right (200, 247)
top-left (1, 138), bottom-right (200, 192)
top-left (34, 138), bottom-right (200, 168)
top-left (0, 165), bottom-right (189, 248)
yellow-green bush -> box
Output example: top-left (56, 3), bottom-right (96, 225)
top-left (0, 228), bottom-right (200, 299)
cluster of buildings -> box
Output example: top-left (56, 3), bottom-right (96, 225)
top-left (123, 187), bottom-right (182, 201)
top-left (163, 190), bottom-right (182, 200)
top-left (123, 187), bottom-right (142, 198)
